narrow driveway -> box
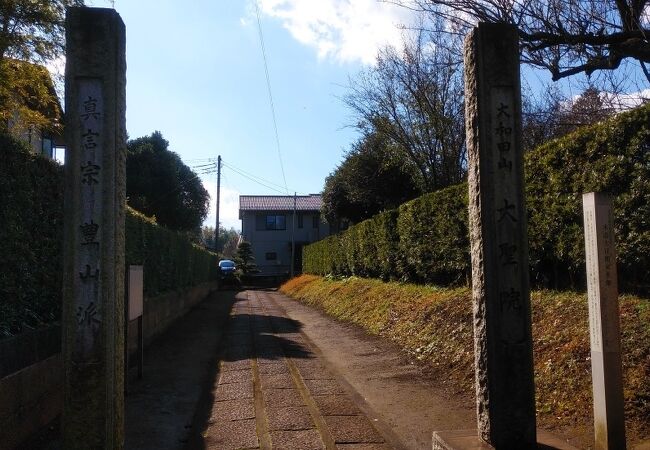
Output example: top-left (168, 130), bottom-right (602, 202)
top-left (126, 288), bottom-right (578, 450)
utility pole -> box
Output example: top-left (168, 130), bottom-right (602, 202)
top-left (215, 155), bottom-right (221, 253)
top-left (290, 192), bottom-right (296, 278)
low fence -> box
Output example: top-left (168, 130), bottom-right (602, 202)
top-left (0, 281), bottom-right (218, 449)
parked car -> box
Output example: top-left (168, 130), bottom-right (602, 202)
top-left (218, 259), bottom-right (238, 285)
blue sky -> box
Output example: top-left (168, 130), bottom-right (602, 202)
top-left (78, 1), bottom-right (649, 232)
top-left (82, 0), bottom-right (416, 231)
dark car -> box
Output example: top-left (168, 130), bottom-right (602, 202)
top-left (218, 259), bottom-right (238, 285)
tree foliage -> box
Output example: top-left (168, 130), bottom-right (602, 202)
top-left (400, 0), bottom-right (650, 84)
top-left (235, 241), bottom-right (258, 275)
top-left (322, 130), bottom-right (423, 224)
top-left (345, 26), bottom-right (466, 192)
top-left (200, 225), bottom-right (240, 254)
top-left (0, 0), bottom-right (81, 133)
top-left (126, 131), bottom-right (210, 233)
top-left (0, 0), bottom-right (82, 63)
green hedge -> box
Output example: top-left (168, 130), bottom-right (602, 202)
top-left (0, 133), bottom-right (218, 337)
top-left (526, 104), bottom-right (650, 291)
top-left (305, 103), bottom-right (650, 292)
top-left (0, 134), bottom-right (64, 337)
top-left (125, 208), bottom-right (218, 297)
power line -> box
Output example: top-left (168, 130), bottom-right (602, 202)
top-left (222, 161), bottom-right (289, 192)
top-left (254, 0), bottom-right (289, 194)
top-left (225, 164), bottom-right (289, 195)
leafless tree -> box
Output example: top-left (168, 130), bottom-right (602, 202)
top-left (521, 83), bottom-right (619, 149)
top-left (344, 25), bottom-right (466, 191)
top-left (392, 0), bottom-right (650, 84)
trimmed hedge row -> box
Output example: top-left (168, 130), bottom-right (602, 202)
top-left (305, 103), bottom-right (650, 292)
top-left (0, 133), bottom-right (64, 338)
top-left (0, 134), bottom-right (218, 337)
top-left (126, 208), bottom-right (219, 297)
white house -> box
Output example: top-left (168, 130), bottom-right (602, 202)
top-left (239, 194), bottom-right (330, 276)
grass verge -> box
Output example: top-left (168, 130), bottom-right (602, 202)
top-left (280, 274), bottom-right (650, 445)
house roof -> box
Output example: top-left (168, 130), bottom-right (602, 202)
top-left (239, 194), bottom-right (322, 212)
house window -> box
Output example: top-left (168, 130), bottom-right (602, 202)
top-left (266, 214), bottom-right (286, 230)
top-left (312, 214), bottom-right (319, 229)
top-left (265, 252), bottom-right (277, 261)
top-left (42, 137), bottom-right (53, 158)
top-left (297, 213), bottom-right (303, 228)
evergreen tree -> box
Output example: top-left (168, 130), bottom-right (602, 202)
top-left (235, 241), bottom-right (258, 275)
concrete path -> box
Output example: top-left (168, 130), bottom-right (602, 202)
top-left (189, 289), bottom-right (396, 450)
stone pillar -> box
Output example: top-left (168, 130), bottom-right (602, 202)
top-left (464, 23), bottom-right (536, 448)
top-left (582, 193), bottom-right (626, 450)
top-left (62, 7), bottom-right (126, 449)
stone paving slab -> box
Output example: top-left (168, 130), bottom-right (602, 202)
top-left (197, 290), bottom-right (393, 450)
top-left (269, 429), bottom-right (325, 450)
top-left (219, 368), bottom-right (253, 384)
top-left (221, 359), bottom-right (252, 372)
top-left (312, 395), bottom-right (362, 416)
top-left (260, 372), bottom-right (295, 389)
top-left (263, 388), bottom-right (306, 407)
top-left (305, 379), bottom-right (346, 395)
top-left (209, 398), bottom-right (256, 422)
top-left (336, 444), bottom-right (394, 450)
top-left (215, 381), bottom-right (254, 401)
top-left (324, 415), bottom-right (385, 444)
top-left (203, 418), bottom-right (259, 449)
top-left (266, 406), bottom-right (314, 431)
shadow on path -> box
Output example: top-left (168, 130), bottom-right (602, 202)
top-left (185, 290), bottom-right (315, 449)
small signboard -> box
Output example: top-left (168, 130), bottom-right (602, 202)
top-left (128, 265), bottom-right (143, 321)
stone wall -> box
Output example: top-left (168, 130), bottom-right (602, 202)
top-left (0, 281), bottom-right (218, 449)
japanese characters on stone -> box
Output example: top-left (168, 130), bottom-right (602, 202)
top-left (75, 79), bottom-right (104, 360)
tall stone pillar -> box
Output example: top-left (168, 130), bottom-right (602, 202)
top-left (464, 23), bottom-right (536, 448)
top-left (62, 7), bottom-right (126, 449)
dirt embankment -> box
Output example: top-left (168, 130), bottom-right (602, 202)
top-left (280, 274), bottom-right (650, 447)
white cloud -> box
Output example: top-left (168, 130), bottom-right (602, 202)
top-left (252, 0), bottom-right (414, 65)
top-left (604, 89), bottom-right (650, 110)
top-left (202, 178), bottom-right (242, 231)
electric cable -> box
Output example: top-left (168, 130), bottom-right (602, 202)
top-left (254, 0), bottom-right (289, 194)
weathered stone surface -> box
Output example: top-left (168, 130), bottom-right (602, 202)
top-left (464, 23), bottom-right (536, 448)
top-left (221, 359), bottom-right (252, 372)
top-left (260, 372), bottom-right (296, 389)
top-left (324, 415), bottom-right (384, 444)
top-left (312, 395), bottom-right (361, 416)
top-left (336, 444), bottom-right (393, 450)
top-left (62, 6), bottom-right (126, 449)
top-left (218, 368), bottom-right (253, 385)
top-left (583, 193), bottom-right (626, 449)
top-left (266, 406), bottom-right (315, 431)
top-left (270, 429), bottom-right (325, 450)
top-left (304, 379), bottom-right (345, 396)
top-left (203, 418), bottom-right (259, 449)
top-left (215, 381), bottom-right (254, 401)
top-left (258, 363), bottom-right (291, 375)
top-left (209, 399), bottom-right (256, 422)
top-left (263, 389), bottom-right (305, 407)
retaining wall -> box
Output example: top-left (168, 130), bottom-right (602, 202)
top-left (0, 281), bottom-right (218, 449)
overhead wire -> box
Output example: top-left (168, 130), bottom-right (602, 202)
top-left (221, 161), bottom-right (289, 192)
top-left (254, 0), bottom-right (289, 195)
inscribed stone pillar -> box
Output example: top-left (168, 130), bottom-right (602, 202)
top-left (62, 7), bottom-right (126, 449)
top-left (464, 23), bottom-right (536, 448)
top-left (582, 193), bottom-right (626, 450)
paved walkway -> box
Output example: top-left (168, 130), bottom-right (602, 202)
top-left (195, 290), bottom-right (394, 450)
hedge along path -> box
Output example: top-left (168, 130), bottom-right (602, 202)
top-left (280, 275), bottom-right (650, 447)
top-left (0, 133), bottom-right (219, 337)
top-left (304, 103), bottom-right (650, 293)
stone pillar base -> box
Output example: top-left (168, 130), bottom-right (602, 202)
top-left (432, 430), bottom-right (579, 450)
